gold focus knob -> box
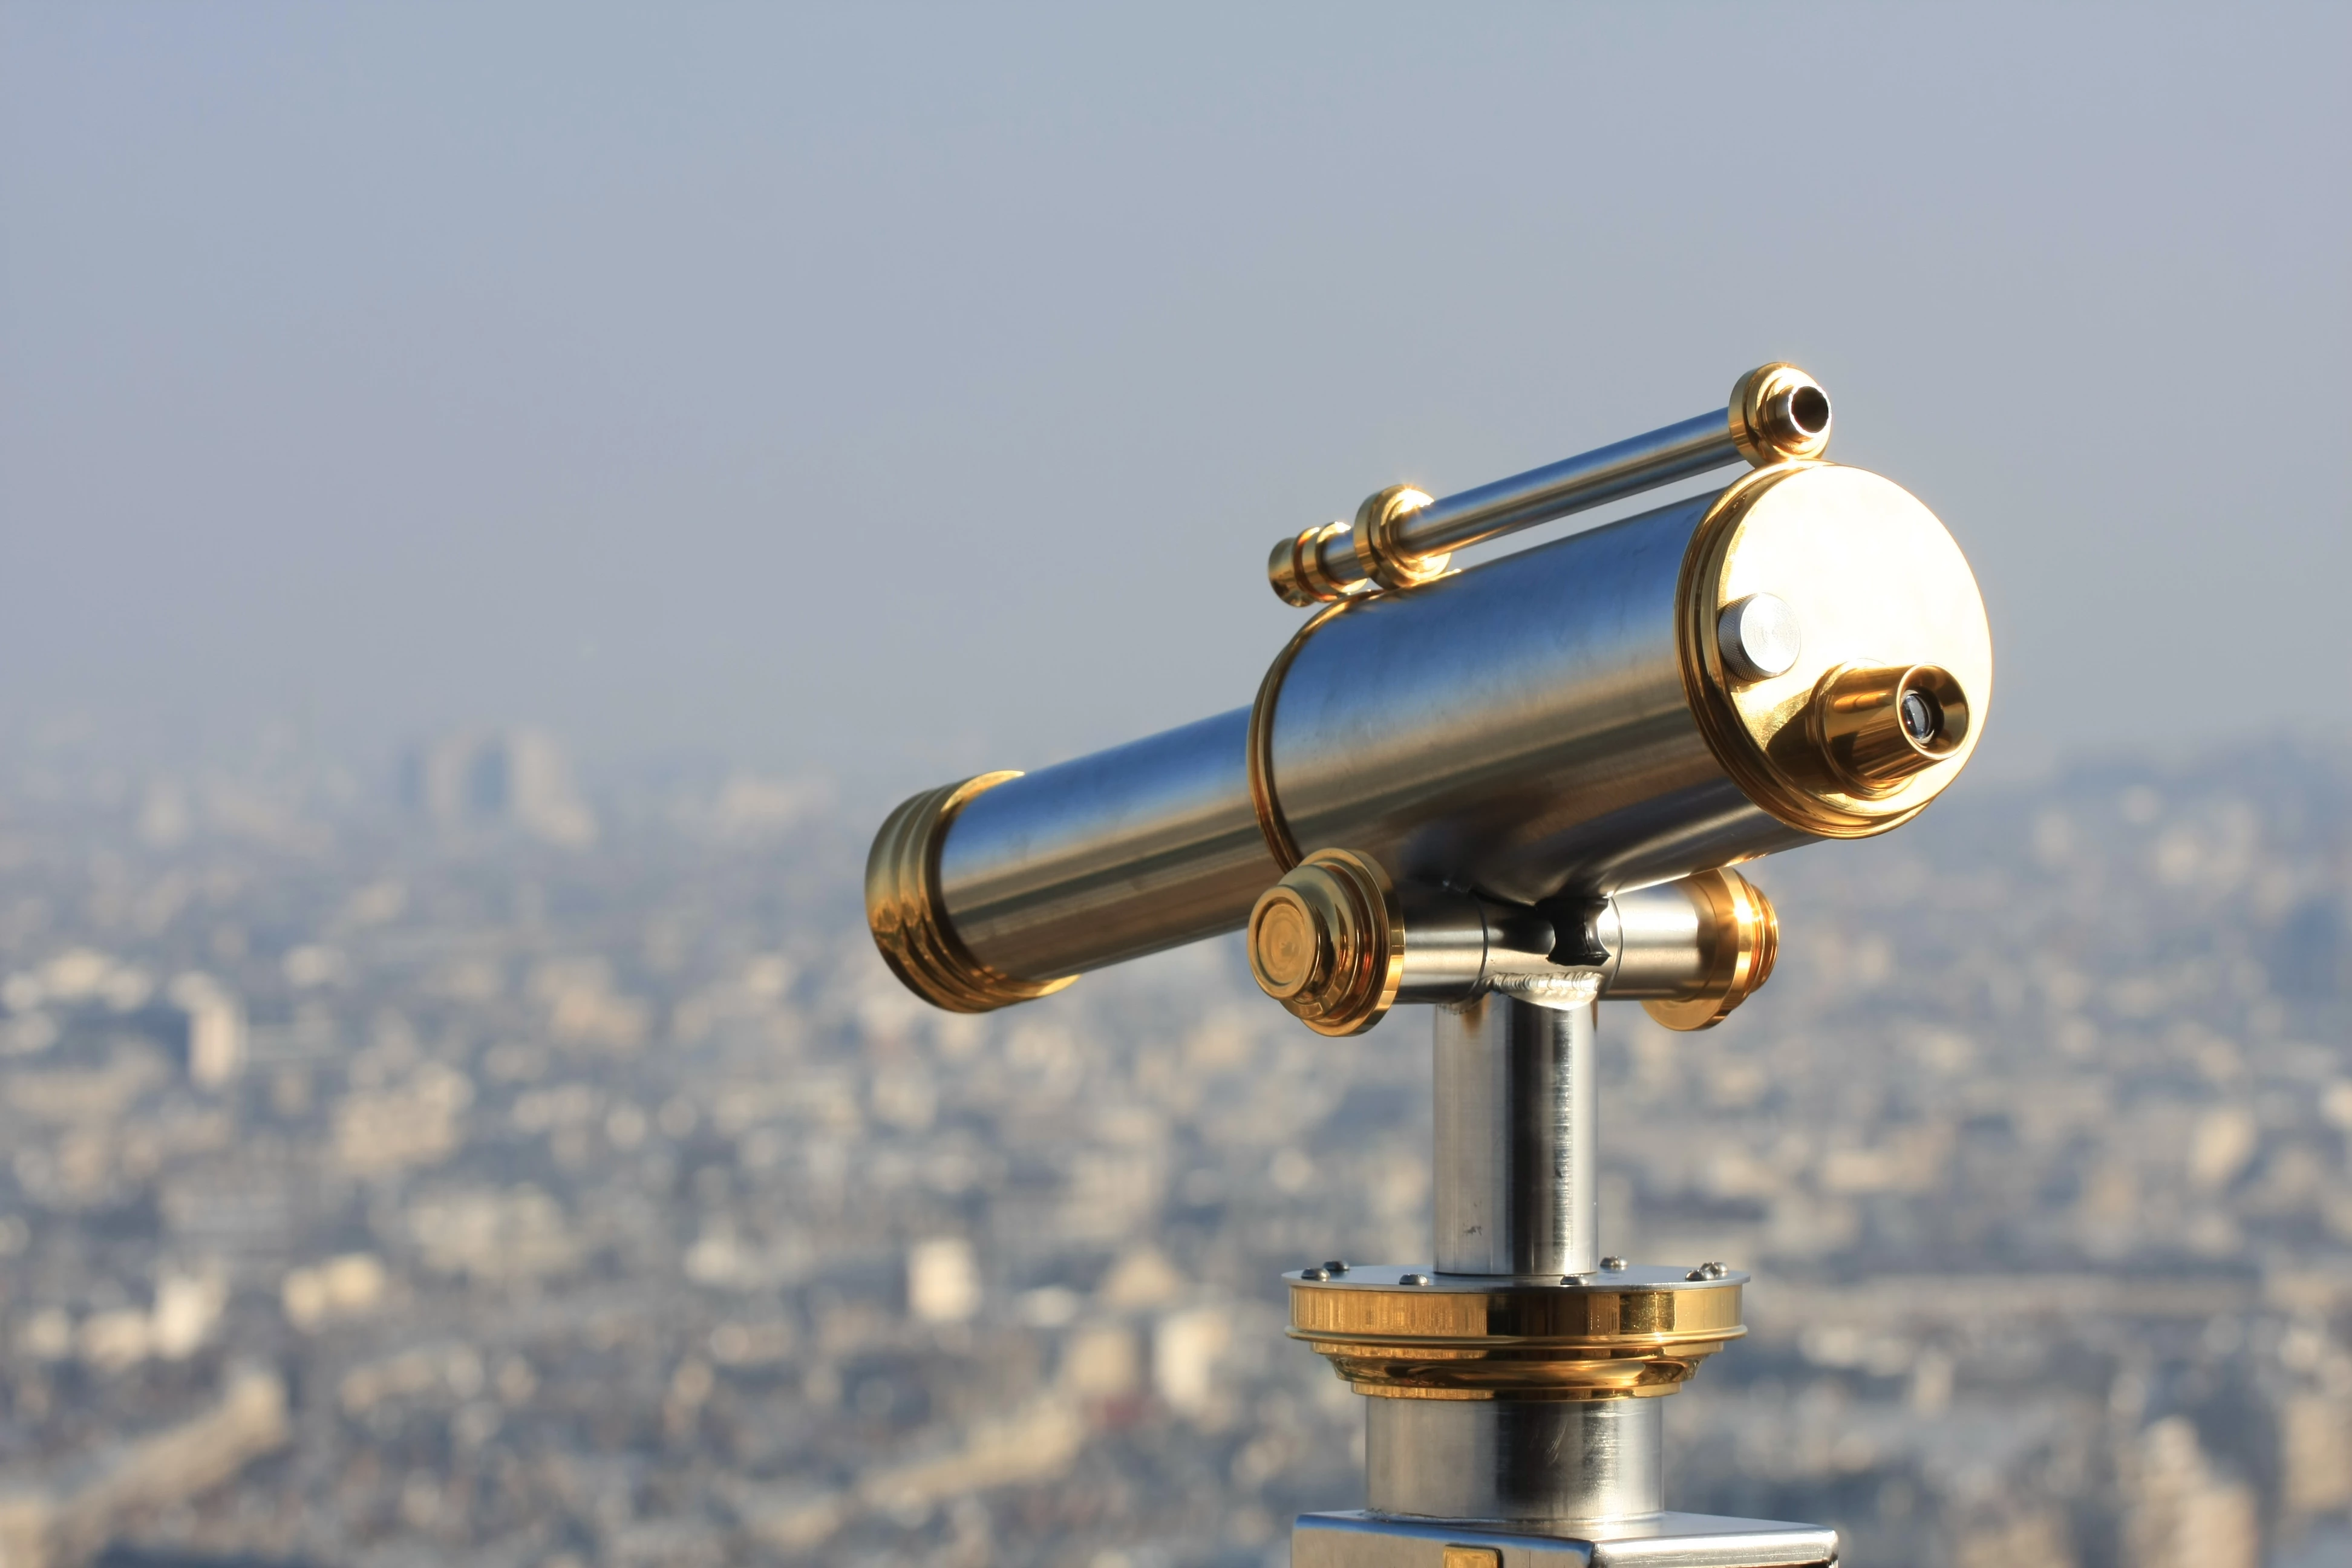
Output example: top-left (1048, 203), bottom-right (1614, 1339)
top-left (1246, 849), bottom-right (1405, 1036)
top-left (1808, 662), bottom-right (1970, 797)
top-left (1640, 869), bottom-right (1780, 1033)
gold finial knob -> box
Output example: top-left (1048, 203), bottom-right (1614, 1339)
top-left (1268, 520), bottom-right (1359, 607)
top-left (1729, 363), bottom-right (1832, 466)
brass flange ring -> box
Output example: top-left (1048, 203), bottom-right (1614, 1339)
top-left (1350, 483), bottom-right (1449, 592)
top-left (865, 773), bottom-right (1077, 1013)
top-left (1287, 1265), bottom-right (1747, 1402)
top-left (1247, 598), bottom-right (1354, 871)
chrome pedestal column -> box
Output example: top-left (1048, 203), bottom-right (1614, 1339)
top-left (1366, 1397), bottom-right (1663, 1524)
top-left (1298, 995), bottom-right (1835, 1566)
top-left (1371, 995), bottom-right (1643, 1527)
top-left (1434, 995), bottom-right (1598, 1279)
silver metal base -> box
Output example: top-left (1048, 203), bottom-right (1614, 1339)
top-left (1292, 1510), bottom-right (1838, 1568)
top-left (1366, 1398), bottom-right (1662, 1523)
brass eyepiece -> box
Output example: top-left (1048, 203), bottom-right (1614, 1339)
top-left (1246, 848), bottom-right (1406, 1037)
top-left (1807, 662), bottom-right (1971, 797)
top-left (1729, 363), bottom-right (1832, 466)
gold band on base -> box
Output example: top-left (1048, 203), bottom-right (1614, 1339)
top-left (865, 773), bottom-right (1077, 1013)
top-left (1288, 1270), bottom-right (1746, 1401)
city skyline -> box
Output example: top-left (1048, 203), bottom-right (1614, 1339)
top-left (0, 725), bottom-right (2344, 1566)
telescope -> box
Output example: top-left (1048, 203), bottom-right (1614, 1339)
top-left (868, 364), bottom-right (1991, 1566)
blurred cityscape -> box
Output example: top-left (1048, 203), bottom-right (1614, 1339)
top-left (0, 727), bottom-right (2347, 1568)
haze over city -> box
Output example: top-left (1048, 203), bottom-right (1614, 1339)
top-left (4, 4), bottom-right (2348, 796)
top-left (1, 8), bottom-right (2349, 1568)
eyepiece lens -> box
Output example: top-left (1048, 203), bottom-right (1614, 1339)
top-left (1900, 688), bottom-right (1940, 745)
top-left (1789, 385), bottom-right (1830, 436)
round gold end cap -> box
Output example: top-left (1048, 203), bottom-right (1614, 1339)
top-left (1246, 848), bottom-right (1406, 1036)
top-left (1678, 463), bottom-right (1993, 839)
top-left (1641, 868), bottom-right (1779, 1033)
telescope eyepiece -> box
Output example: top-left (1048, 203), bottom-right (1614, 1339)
top-left (1788, 385), bottom-right (1830, 437)
top-left (1808, 662), bottom-right (1971, 797)
top-left (1901, 687), bottom-right (1942, 745)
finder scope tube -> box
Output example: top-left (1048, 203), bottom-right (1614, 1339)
top-left (867, 368), bottom-right (1991, 1019)
top-left (1269, 362), bottom-right (1832, 604)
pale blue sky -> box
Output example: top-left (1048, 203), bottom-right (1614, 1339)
top-left (3, 4), bottom-right (2346, 799)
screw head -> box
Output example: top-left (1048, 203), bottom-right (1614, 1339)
top-left (1302, 1266), bottom-right (1330, 1281)
top-left (1400, 1272), bottom-right (1431, 1287)
top-left (1599, 1256), bottom-right (1628, 1272)
top-left (1701, 1261), bottom-right (1730, 1279)
top-left (1323, 1259), bottom-right (1348, 1274)
top-left (1717, 593), bottom-right (1803, 682)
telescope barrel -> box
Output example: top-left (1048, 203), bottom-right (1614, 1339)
top-left (869, 456), bottom-right (1990, 1014)
top-left (1270, 364), bottom-right (1831, 604)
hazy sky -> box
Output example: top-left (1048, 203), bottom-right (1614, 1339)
top-left (3, 4), bottom-right (2346, 800)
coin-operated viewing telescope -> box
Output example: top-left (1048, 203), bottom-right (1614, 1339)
top-left (869, 365), bottom-right (1991, 1567)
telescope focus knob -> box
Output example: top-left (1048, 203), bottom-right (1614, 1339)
top-left (1246, 849), bottom-right (1409, 1037)
top-left (1247, 849), bottom-right (1782, 1036)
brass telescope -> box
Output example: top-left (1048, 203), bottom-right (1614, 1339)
top-left (870, 364), bottom-right (1988, 1023)
top-left (865, 365), bottom-right (1991, 1565)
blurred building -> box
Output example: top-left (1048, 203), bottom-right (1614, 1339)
top-left (401, 728), bottom-right (596, 846)
top-left (0, 735), bottom-right (2343, 1566)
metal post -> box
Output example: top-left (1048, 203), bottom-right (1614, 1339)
top-left (1433, 995), bottom-right (1599, 1278)
top-left (1365, 1398), bottom-right (1664, 1523)
top-left (1357, 993), bottom-right (1664, 1527)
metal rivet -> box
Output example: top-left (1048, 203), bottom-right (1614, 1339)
top-left (1686, 1269), bottom-right (1707, 1282)
top-left (1701, 1261), bottom-right (1729, 1279)
top-left (1401, 1273), bottom-right (1431, 1287)
top-left (1302, 1266), bottom-right (1330, 1281)
top-left (1600, 1256), bottom-right (1628, 1272)
top-left (1324, 1259), bottom-right (1348, 1273)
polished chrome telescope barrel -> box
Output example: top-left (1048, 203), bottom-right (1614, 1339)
top-left (869, 449), bottom-right (1991, 1016)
